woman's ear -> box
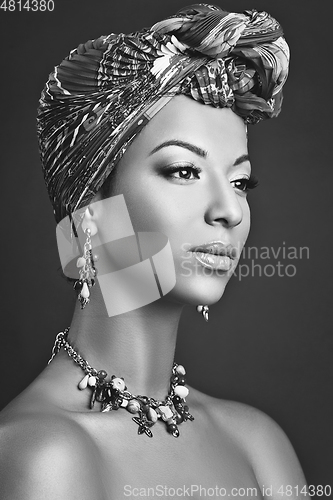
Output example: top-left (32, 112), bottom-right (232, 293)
top-left (81, 205), bottom-right (98, 236)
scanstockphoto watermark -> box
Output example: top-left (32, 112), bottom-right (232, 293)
top-left (181, 242), bottom-right (310, 280)
top-left (123, 484), bottom-right (260, 497)
top-left (124, 484), bottom-right (331, 497)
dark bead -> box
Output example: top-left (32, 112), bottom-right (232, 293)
top-left (73, 280), bottom-right (83, 291)
top-left (184, 405), bottom-right (189, 412)
top-left (175, 412), bottom-right (184, 424)
top-left (98, 370), bottom-right (107, 379)
top-left (96, 387), bottom-right (105, 402)
top-left (167, 424), bottom-right (179, 437)
top-left (141, 404), bottom-right (149, 414)
top-left (90, 391), bottom-right (96, 409)
top-left (173, 395), bottom-right (181, 404)
top-left (177, 377), bottom-right (186, 386)
top-left (170, 374), bottom-right (179, 384)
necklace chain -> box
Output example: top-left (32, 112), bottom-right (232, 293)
top-left (48, 328), bottom-right (194, 438)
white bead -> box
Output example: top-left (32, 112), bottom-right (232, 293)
top-left (111, 377), bottom-right (126, 392)
top-left (174, 386), bottom-right (189, 399)
top-left (88, 376), bottom-right (97, 387)
top-left (120, 399), bottom-right (128, 408)
top-left (81, 282), bottom-right (90, 298)
top-left (76, 257), bottom-right (86, 267)
top-left (78, 374), bottom-right (89, 390)
top-left (196, 305), bottom-right (203, 312)
top-left (176, 365), bottom-right (186, 376)
top-left (147, 407), bottom-right (158, 423)
top-left (127, 400), bottom-right (141, 414)
top-left (158, 405), bottom-right (173, 421)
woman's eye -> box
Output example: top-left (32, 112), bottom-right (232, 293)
top-left (231, 175), bottom-right (259, 192)
top-left (165, 165), bottom-right (201, 181)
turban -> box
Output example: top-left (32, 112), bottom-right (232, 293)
top-left (37, 4), bottom-right (290, 225)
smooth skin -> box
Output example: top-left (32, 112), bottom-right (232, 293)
top-left (0, 96), bottom-right (309, 499)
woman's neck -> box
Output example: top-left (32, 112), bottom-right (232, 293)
top-left (67, 284), bottom-right (184, 400)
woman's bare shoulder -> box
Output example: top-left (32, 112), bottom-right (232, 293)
top-left (189, 388), bottom-right (309, 499)
top-left (189, 387), bottom-right (274, 440)
top-left (0, 402), bottom-right (106, 500)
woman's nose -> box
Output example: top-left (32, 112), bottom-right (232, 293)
top-left (204, 176), bottom-right (243, 228)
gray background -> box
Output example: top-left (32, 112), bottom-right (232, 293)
top-left (0, 0), bottom-right (332, 491)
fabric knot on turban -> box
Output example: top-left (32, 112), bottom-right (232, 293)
top-left (37, 3), bottom-right (290, 224)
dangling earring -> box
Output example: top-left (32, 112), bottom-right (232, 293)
top-left (196, 305), bottom-right (209, 322)
top-left (74, 228), bottom-right (97, 309)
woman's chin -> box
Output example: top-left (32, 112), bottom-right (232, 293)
top-left (166, 276), bottom-right (229, 307)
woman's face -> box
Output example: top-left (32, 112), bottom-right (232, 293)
top-left (95, 95), bottom-right (252, 306)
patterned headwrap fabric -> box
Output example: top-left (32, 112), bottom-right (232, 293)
top-left (37, 4), bottom-right (290, 225)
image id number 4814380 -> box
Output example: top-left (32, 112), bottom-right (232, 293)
top-left (277, 484), bottom-right (332, 497)
top-left (0, 0), bottom-right (54, 11)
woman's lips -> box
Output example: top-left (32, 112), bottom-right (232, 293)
top-left (192, 251), bottom-right (233, 271)
top-left (188, 241), bottom-right (237, 271)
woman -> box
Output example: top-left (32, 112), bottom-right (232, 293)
top-left (0, 4), bottom-right (309, 499)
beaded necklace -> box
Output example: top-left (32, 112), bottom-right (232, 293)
top-left (48, 328), bottom-right (194, 438)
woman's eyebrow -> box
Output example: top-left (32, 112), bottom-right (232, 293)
top-left (149, 140), bottom-right (208, 158)
top-left (234, 154), bottom-right (250, 166)
top-left (149, 141), bottom-right (250, 166)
